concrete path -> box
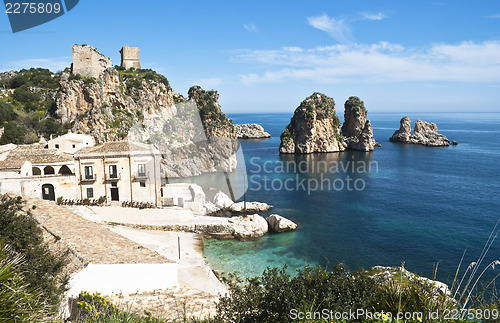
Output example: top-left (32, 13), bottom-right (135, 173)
top-left (107, 226), bottom-right (228, 296)
top-left (27, 198), bottom-right (170, 264)
top-left (71, 205), bottom-right (228, 226)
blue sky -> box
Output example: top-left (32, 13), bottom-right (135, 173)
top-left (1, 0), bottom-right (500, 112)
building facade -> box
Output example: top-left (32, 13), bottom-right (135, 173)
top-left (74, 141), bottom-right (162, 206)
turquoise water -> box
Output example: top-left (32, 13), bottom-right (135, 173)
top-left (182, 113), bottom-right (500, 284)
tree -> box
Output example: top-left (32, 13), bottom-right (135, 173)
top-left (0, 122), bottom-right (27, 144)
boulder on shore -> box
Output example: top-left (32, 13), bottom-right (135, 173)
top-left (229, 201), bottom-right (273, 213)
top-left (229, 214), bottom-right (268, 240)
top-left (341, 96), bottom-right (379, 151)
top-left (235, 124), bottom-right (271, 139)
top-left (212, 190), bottom-right (233, 209)
top-left (390, 117), bottom-right (451, 147)
top-left (266, 214), bottom-right (297, 233)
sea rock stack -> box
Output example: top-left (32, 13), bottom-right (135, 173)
top-left (234, 124), bottom-right (271, 139)
top-left (390, 117), bottom-right (451, 147)
top-left (341, 96), bottom-right (379, 151)
top-left (390, 116), bottom-right (412, 143)
top-left (279, 93), bottom-right (344, 154)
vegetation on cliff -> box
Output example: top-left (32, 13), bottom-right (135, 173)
top-left (0, 68), bottom-right (70, 144)
top-left (188, 85), bottom-right (233, 136)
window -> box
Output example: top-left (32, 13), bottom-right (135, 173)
top-left (55, 144), bottom-right (59, 149)
top-left (109, 165), bottom-right (118, 178)
top-left (72, 144), bottom-right (76, 149)
top-left (87, 188), bottom-right (94, 198)
top-left (84, 166), bottom-right (93, 179)
top-left (138, 164), bottom-right (146, 177)
top-left (140, 181), bottom-right (146, 187)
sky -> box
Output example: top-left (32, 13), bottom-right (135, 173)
top-left (1, 0), bottom-right (500, 113)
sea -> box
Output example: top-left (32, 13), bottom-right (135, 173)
top-left (174, 112), bottom-right (500, 285)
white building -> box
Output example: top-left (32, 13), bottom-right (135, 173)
top-left (47, 132), bottom-right (95, 154)
top-left (0, 139), bottom-right (206, 212)
top-left (74, 141), bottom-right (162, 206)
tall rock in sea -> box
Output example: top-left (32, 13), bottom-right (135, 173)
top-left (390, 117), bottom-right (451, 147)
top-left (341, 96), bottom-right (378, 151)
top-left (389, 116), bottom-right (412, 143)
top-left (279, 93), bottom-right (344, 154)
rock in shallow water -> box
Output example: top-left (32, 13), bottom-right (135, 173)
top-left (266, 214), bottom-right (297, 233)
top-left (229, 214), bottom-right (269, 240)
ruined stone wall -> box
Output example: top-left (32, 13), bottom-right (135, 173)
top-left (72, 44), bottom-right (112, 79)
top-left (120, 45), bottom-right (141, 69)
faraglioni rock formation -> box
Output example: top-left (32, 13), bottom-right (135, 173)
top-left (234, 124), bottom-right (271, 139)
top-left (279, 93), bottom-right (344, 154)
top-left (341, 96), bottom-right (379, 151)
top-left (390, 117), bottom-right (451, 147)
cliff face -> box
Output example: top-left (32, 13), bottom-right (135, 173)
top-left (56, 67), bottom-right (237, 177)
top-left (279, 93), bottom-right (345, 154)
top-left (390, 117), bottom-right (451, 146)
top-left (127, 85), bottom-right (237, 178)
top-left (56, 68), bottom-right (177, 143)
top-left (341, 96), bottom-right (378, 151)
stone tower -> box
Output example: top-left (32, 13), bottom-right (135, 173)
top-left (120, 45), bottom-right (141, 69)
top-left (71, 44), bottom-right (112, 78)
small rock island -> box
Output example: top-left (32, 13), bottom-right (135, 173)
top-left (279, 93), bottom-right (378, 153)
top-left (234, 124), bottom-right (271, 139)
top-left (390, 117), bottom-right (452, 147)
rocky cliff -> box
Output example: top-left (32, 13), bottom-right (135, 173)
top-left (55, 49), bottom-right (237, 177)
top-left (390, 117), bottom-right (451, 146)
top-left (341, 96), bottom-right (378, 151)
top-left (279, 93), bottom-right (344, 154)
top-left (56, 68), bottom-right (177, 143)
top-left (234, 124), bottom-right (271, 139)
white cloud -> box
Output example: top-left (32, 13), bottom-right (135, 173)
top-left (361, 12), bottom-right (387, 21)
top-left (235, 41), bottom-right (500, 85)
top-left (486, 14), bottom-right (500, 19)
top-left (307, 14), bottom-right (352, 43)
top-left (0, 57), bottom-right (71, 72)
top-left (243, 23), bottom-right (258, 32)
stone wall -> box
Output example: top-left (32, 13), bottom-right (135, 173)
top-left (120, 45), bottom-right (141, 69)
top-left (72, 44), bottom-right (112, 79)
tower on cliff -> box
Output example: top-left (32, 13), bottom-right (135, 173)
top-left (72, 44), bottom-right (112, 78)
top-left (120, 45), bottom-right (141, 69)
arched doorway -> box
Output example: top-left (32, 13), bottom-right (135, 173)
top-left (43, 166), bottom-right (55, 175)
top-left (41, 184), bottom-right (55, 201)
top-left (32, 167), bottom-right (41, 176)
top-left (58, 165), bottom-right (73, 175)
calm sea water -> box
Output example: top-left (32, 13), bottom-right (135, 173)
top-left (176, 112), bottom-right (500, 284)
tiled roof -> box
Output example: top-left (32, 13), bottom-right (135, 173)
top-left (76, 141), bottom-right (159, 155)
top-left (5, 146), bottom-right (73, 164)
top-left (0, 159), bottom-right (26, 170)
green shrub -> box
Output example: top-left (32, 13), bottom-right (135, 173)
top-left (0, 195), bottom-right (68, 314)
top-left (0, 243), bottom-right (48, 321)
top-left (0, 102), bottom-right (17, 123)
top-left (13, 85), bottom-right (41, 102)
top-left (0, 122), bottom-right (27, 144)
